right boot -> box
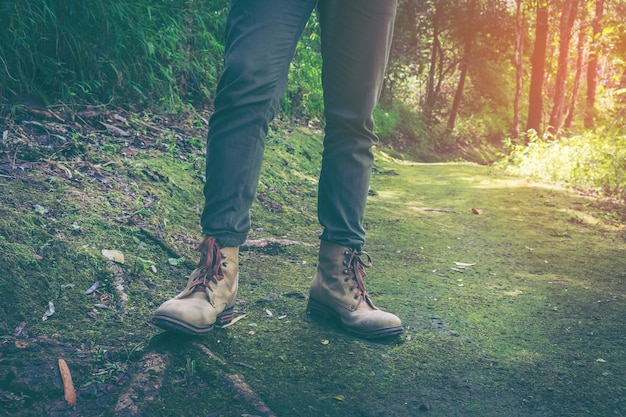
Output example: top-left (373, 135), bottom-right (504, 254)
top-left (152, 237), bottom-right (239, 336)
top-left (307, 241), bottom-right (403, 339)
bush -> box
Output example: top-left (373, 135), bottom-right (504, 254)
top-left (501, 130), bottom-right (626, 199)
top-left (374, 102), bottom-right (431, 158)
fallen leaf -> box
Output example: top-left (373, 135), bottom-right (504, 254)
top-left (100, 121), bottom-right (130, 136)
top-left (221, 314), bottom-right (247, 328)
top-left (454, 262), bottom-right (476, 267)
top-left (15, 340), bottom-right (30, 349)
top-left (265, 309), bottom-right (274, 318)
top-left (121, 147), bottom-right (140, 156)
top-left (13, 321), bottom-right (27, 337)
top-left (58, 359), bottom-right (77, 406)
top-left (471, 208), bottom-right (483, 215)
top-left (42, 301), bottom-right (55, 321)
top-left (168, 257), bottom-right (184, 266)
top-left (321, 339), bottom-right (330, 345)
top-left (102, 249), bottom-right (125, 264)
top-left (333, 395), bottom-right (345, 401)
top-left (84, 281), bottom-right (100, 295)
top-left (33, 204), bottom-right (49, 215)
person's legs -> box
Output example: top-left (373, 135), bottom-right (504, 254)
top-left (317, 0), bottom-right (397, 248)
top-left (307, 0), bottom-right (402, 339)
top-left (154, 0), bottom-right (316, 336)
top-left (202, 0), bottom-right (317, 247)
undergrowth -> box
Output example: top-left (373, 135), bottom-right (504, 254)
top-left (501, 129), bottom-right (626, 200)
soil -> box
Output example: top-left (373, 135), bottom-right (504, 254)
top-left (1, 109), bottom-right (625, 416)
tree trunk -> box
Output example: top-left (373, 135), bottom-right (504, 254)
top-left (511, 0), bottom-right (524, 139)
top-left (548, 0), bottom-right (580, 135)
top-left (425, 2), bottom-right (441, 128)
top-left (564, 4), bottom-right (588, 129)
top-left (585, 0), bottom-right (604, 129)
top-left (526, 4), bottom-right (549, 136)
top-left (447, 0), bottom-right (477, 133)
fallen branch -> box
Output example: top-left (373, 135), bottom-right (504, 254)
top-left (193, 342), bottom-right (277, 417)
top-left (114, 351), bottom-right (169, 416)
top-left (243, 238), bottom-right (316, 249)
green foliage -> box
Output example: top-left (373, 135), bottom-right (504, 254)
top-left (502, 130), bottom-right (626, 199)
top-left (0, 0), bottom-right (229, 108)
top-left (374, 102), bottom-right (432, 158)
top-left (281, 14), bottom-right (324, 121)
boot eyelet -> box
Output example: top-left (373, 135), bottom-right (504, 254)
top-left (343, 269), bottom-right (349, 274)
top-left (349, 287), bottom-right (353, 292)
top-left (353, 295), bottom-right (358, 300)
top-left (222, 262), bottom-right (228, 267)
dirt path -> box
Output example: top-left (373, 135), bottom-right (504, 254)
top-left (1, 140), bottom-right (625, 416)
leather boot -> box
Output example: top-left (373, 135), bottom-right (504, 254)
top-left (307, 241), bottom-right (403, 339)
top-left (152, 237), bottom-right (238, 336)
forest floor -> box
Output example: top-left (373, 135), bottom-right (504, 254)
top-left (1, 109), bottom-right (625, 417)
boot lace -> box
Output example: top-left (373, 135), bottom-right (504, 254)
top-left (344, 249), bottom-right (372, 300)
top-left (189, 237), bottom-right (225, 292)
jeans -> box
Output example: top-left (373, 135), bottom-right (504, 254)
top-left (200, 0), bottom-right (397, 248)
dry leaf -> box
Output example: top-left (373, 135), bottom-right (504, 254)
top-left (42, 301), bottom-right (55, 321)
top-left (100, 121), bottom-right (130, 136)
top-left (102, 249), bottom-right (125, 264)
top-left (84, 281), bottom-right (100, 295)
top-left (471, 208), bottom-right (483, 215)
top-left (221, 314), bottom-right (247, 328)
top-left (333, 395), bottom-right (345, 401)
top-left (58, 359), bottom-right (77, 406)
top-left (13, 321), bottom-right (27, 337)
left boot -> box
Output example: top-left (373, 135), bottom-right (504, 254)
top-left (307, 240), bottom-right (403, 339)
top-left (152, 237), bottom-right (238, 336)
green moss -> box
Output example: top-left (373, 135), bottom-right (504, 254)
top-left (1, 125), bottom-right (625, 416)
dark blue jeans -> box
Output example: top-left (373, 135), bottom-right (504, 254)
top-left (201, 0), bottom-right (397, 248)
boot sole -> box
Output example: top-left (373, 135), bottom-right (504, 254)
top-left (152, 306), bottom-right (234, 336)
top-left (307, 298), bottom-right (403, 339)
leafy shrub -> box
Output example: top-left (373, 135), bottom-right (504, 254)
top-left (374, 102), bottom-right (431, 158)
top-left (281, 15), bottom-right (323, 121)
top-left (501, 130), bottom-right (626, 199)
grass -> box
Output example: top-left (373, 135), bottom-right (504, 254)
top-left (1, 114), bottom-right (625, 416)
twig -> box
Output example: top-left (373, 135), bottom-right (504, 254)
top-left (243, 238), bottom-right (316, 249)
top-left (422, 208), bottom-right (460, 214)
